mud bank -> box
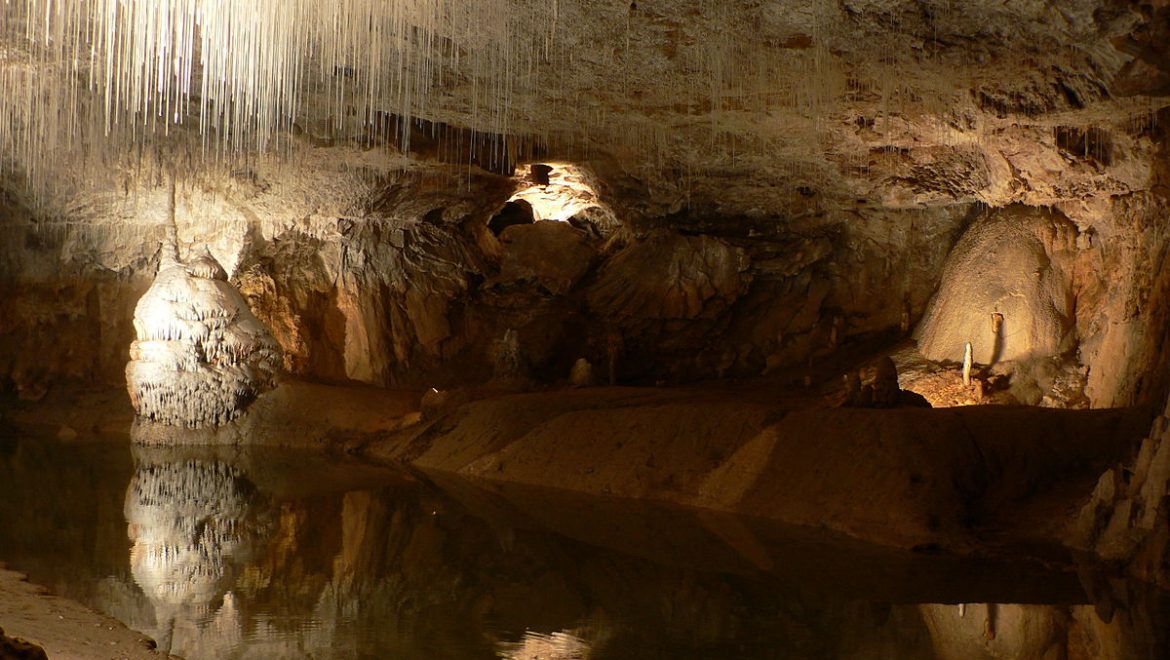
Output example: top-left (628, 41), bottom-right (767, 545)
top-left (366, 387), bottom-right (1152, 552)
top-left (0, 566), bottom-right (174, 660)
top-left (2, 380), bottom-right (1154, 554)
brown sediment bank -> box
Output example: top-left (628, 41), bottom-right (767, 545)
top-left (360, 385), bottom-right (1153, 553)
top-left (0, 566), bottom-right (176, 660)
top-left (4, 380), bottom-right (1152, 553)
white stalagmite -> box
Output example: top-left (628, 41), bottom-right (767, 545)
top-left (126, 245), bottom-right (281, 428)
top-left (962, 342), bottom-right (973, 387)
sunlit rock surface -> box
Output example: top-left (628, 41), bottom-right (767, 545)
top-left (126, 248), bottom-right (281, 428)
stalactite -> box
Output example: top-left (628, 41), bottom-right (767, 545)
top-left (0, 0), bottom-right (562, 198)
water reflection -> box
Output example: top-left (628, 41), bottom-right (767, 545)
top-left (0, 433), bottom-right (1168, 659)
top-left (125, 450), bottom-right (274, 652)
top-left (496, 628), bottom-right (599, 660)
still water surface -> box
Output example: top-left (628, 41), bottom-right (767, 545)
top-left (0, 433), bottom-right (1167, 659)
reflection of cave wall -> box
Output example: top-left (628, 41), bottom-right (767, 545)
top-left (113, 455), bottom-right (1170, 660)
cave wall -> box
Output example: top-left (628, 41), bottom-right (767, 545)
top-left (0, 2), bottom-right (1168, 409)
top-left (0, 118), bottom-right (1168, 408)
top-left (0, 147), bottom-right (974, 395)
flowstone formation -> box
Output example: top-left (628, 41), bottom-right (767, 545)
top-left (127, 247), bottom-right (281, 428)
top-left (916, 206), bottom-right (1078, 366)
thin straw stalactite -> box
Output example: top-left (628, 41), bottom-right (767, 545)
top-left (0, 0), bottom-right (558, 201)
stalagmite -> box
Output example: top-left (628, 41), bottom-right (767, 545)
top-left (126, 244), bottom-right (281, 429)
top-left (569, 358), bottom-right (592, 387)
top-left (962, 342), bottom-right (973, 387)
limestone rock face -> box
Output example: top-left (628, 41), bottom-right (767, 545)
top-left (498, 221), bottom-right (594, 295)
top-left (126, 249), bottom-right (281, 428)
top-left (587, 230), bottom-right (750, 321)
top-left (1074, 404), bottom-right (1170, 590)
top-left (916, 206), bottom-right (1078, 365)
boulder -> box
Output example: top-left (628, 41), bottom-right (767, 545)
top-left (498, 221), bottom-right (595, 295)
top-left (587, 230), bottom-right (750, 320)
top-left (0, 627), bottom-right (47, 660)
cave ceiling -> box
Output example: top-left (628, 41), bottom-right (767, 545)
top-left (0, 1), bottom-right (1168, 223)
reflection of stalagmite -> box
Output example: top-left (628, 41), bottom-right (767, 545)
top-left (124, 450), bottom-right (271, 653)
top-left (126, 244), bottom-right (281, 428)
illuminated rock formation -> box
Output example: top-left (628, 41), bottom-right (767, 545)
top-left (916, 206), bottom-right (1078, 366)
top-left (127, 247), bottom-right (281, 428)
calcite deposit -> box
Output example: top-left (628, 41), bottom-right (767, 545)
top-left (916, 205), bottom-right (1078, 365)
top-left (126, 247), bottom-right (281, 428)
